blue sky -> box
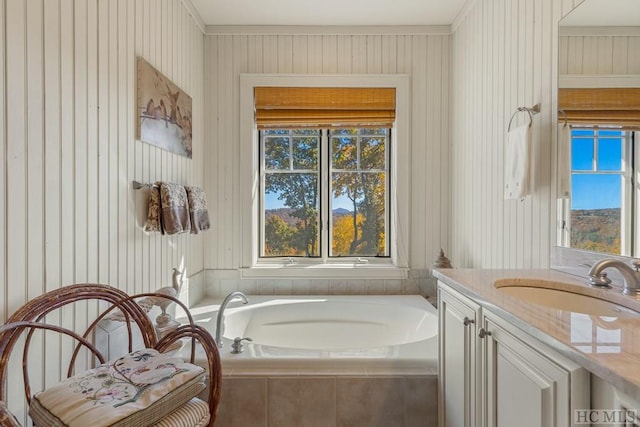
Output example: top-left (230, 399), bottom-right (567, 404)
top-left (265, 191), bottom-right (353, 211)
top-left (571, 175), bottom-right (621, 210)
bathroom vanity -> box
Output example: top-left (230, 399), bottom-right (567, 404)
top-left (435, 268), bottom-right (640, 427)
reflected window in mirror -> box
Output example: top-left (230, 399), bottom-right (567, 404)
top-left (555, 0), bottom-right (640, 266)
top-left (565, 126), bottom-right (638, 256)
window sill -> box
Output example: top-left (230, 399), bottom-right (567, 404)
top-left (240, 264), bottom-right (409, 279)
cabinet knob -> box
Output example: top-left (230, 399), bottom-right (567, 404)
top-left (478, 328), bottom-right (492, 339)
top-left (463, 317), bottom-right (475, 326)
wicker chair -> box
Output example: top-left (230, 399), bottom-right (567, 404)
top-left (0, 284), bottom-right (222, 427)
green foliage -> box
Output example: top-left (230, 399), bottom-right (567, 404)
top-left (265, 174), bottom-right (319, 256)
top-left (570, 208), bottom-right (621, 255)
top-left (264, 215), bottom-right (295, 255)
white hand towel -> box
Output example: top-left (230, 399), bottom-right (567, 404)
top-left (557, 124), bottom-right (571, 198)
top-left (504, 124), bottom-right (531, 200)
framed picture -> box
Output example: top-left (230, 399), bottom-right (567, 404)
top-left (137, 57), bottom-right (193, 158)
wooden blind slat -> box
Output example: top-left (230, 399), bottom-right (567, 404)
top-left (559, 88), bottom-right (640, 126)
top-left (255, 87), bottom-right (396, 110)
top-left (256, 109), bottom-right (395, 129)
top-left (561, 110), bottom-right (640, 126)
top-left (254, 87), bottom-right (396, 128)
top-left (559, 88), bottom-right (640, 110)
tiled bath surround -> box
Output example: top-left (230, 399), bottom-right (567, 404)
top-left (215, 375), bottom-right (438, 427)
top-left (199, 269), bottom-right (437, 298)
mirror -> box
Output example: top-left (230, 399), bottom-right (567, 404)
top-left (556, 0), bottom-right (640, 257)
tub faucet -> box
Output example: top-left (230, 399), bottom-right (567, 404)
top-left (215, 291), bottom-right (249, 348)
top-left (587, 258), bottom-right (640, 295)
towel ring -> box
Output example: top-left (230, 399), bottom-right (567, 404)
top-left (507, 104), bottom-right (541, 131)
top-left (132, 180), bottom-right (159, 190)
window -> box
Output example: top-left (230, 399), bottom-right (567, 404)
top-left (240, 74), bottom-right (409, 278)
top-left (260, 128), bottom-right (390, 261)
top-left (568, 127), bottom-right (635, 255)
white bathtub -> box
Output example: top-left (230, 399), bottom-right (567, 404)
top-left (191, 295), bottom-right (438, 375)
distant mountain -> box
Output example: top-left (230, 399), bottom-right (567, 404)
top-left (333, 208), bottom-right (351, 216)
top-left (265, 207), bottom-right (353, 226)
top-left (265, 208), bottom-right (299, 227)
top-left (571, 207), bottom-right (620, 253)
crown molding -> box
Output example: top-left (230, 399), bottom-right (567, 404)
top-left (180, 0), bottom-right (206, 34)
top-left (204, 25), bottom-right (451, 36)
top-left (559, 26), bottom-right (640, 36)
top-left (451, 0), bottom-right (477, 33)
top-left (559, 74), bottom-right (640, 88)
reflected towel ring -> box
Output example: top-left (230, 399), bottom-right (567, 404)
top-left (507, 103), bottom-right (541, 132)
top-left (558, 109), bottom-right (568, 127)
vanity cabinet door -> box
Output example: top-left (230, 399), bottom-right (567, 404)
top-left (438, 283), bottom-right (481, 427)
top-left (480, 311), bottom-right (588, 427)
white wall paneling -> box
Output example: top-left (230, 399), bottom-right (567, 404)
top-left (449, 0), bottom-right (584, 269)
top-left (0, 0), bottom-right (204, 422)
top-left (559, 29), bottom-right (640, 76)
top-left (203, 31), bottom-right (451, 285)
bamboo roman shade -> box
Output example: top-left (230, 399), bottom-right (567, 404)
top-left (559, 88), bottom-right (640, 126)
top-left (254, 87), bottom-right (396, 129)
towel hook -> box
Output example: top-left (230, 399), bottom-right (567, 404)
top-left (507, 103), bottom-right (541, 132)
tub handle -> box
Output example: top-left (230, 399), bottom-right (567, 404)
top-left (463, 317), bottom-right (474, 326)
top-left (231, 337), bottom-right (253, 354)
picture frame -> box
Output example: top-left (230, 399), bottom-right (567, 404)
top-left (136, 57), bottom-right (193, 158)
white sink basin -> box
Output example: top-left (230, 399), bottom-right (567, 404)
top-left (494, 279), bottom-right (640, 318)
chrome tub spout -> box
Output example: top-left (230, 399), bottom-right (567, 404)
top-left (215, 291), bottom-right (249, 347)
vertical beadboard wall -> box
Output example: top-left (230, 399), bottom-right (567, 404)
top-left (449, 0), bottom-right (584, 269)
top-left (203, 31), bottom-right (451, 281)
top-left (0, 1), bottom-right (203, 421)
top-left (559, 32), bottom-right (640, 75)
top-left (0, 0), bottom-right (204, 318)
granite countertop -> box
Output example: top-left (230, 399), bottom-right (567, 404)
top-left (433, 268), bottom-right (640, 401)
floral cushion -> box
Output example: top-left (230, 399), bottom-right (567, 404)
top-left (29, 349), bottom-right (205, 427)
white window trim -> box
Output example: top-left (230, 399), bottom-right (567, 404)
top-left (632, 131), bottom-right (640, 257)
top-left (239, 74), bottom-right (410, 279)
top-left (621, 132), bottom-right (633, 256)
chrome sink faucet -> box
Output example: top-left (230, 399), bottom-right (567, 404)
top-left (215, 291), bottom-right (249, 348)
top-left (587, 258), bottom-right (640, 295)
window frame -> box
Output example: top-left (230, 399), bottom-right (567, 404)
top-left (258, 128), bottom-right (392, 262)
top-left (240, 74), bottom-right (410, 279)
